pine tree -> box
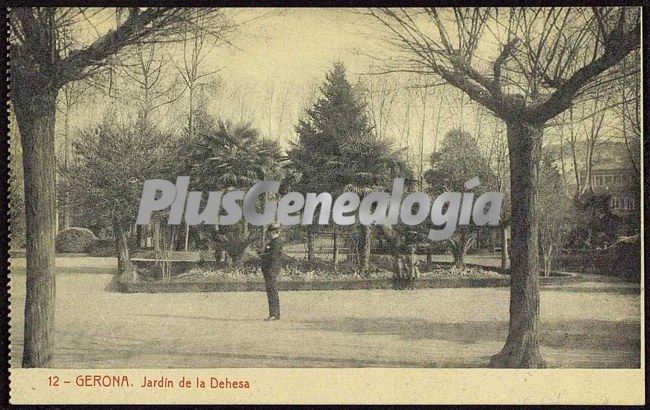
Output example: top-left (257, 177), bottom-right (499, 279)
top-left (289, 63), bottom-right (412, 273)
top-left (290, 63), bottom-right (374, 193)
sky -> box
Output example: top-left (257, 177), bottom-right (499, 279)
top-left (219, 9), bottom-right (376, 86)
top-left (49, 8), bottom-right (632, 180)
top-left (201, 9), bottom-right (395, 147)
top-left (194, 9), bottom-right (495, 156)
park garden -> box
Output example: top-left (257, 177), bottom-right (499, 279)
top-left (9, 8), bottom-right (641, 368)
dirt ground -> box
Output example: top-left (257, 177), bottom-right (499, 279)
top-left (9, 271), bottom-right (640, 369)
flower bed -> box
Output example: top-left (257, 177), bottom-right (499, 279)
top-left (117, 255), bottom-right (584, 293)
top-left (172, 263), bottom-right (503, 284)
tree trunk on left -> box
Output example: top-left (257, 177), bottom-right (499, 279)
top-left (14, 84), bottom-right (58, 368)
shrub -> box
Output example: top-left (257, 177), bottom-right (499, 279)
top-left (85, 238), bottom-right (116, 257)
top-left (55, 227), bottom-right (97, 253)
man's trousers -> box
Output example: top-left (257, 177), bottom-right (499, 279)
top-left (263, 273), bottom-right (280, 318)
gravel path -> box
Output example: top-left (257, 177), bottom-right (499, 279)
top-left (9, 272), bottom-right (640, 368)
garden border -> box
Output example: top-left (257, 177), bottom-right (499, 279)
top-left (118, 270), bottom-right (585, 293)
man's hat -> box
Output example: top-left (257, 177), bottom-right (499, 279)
top-left (268, 221), bottom-right (281, 232)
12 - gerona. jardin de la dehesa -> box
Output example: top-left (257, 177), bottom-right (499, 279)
top-left (136, 176), bottom-right (503, 242)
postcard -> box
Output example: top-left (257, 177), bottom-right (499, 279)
top-left (5, 6), bottom-right (644, 405)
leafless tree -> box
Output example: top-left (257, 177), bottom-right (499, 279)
top-left (174, 10), bottom-right (226, 141)
top-left (483, 118), bottom-right (511, 269)
top-left (9, 7), bottom-right (233, 368)
top-left (616, 52), bottom-right (641, 177)
top-left (120, 43), bottom-right (185, 123)
top-left (369, 7), bottom-right (640, 367)
top-left (578, 87), bottom-right (614, 194)
top-left (361, 70), bottom-right (399, 141)
top-left (55, 80), bottom-right (93, 231)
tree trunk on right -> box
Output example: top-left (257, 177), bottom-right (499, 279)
top-left (490, 121), bottom-right (544, 368)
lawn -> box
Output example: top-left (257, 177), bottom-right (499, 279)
top-left (9, 271), bottom-right (640, 368)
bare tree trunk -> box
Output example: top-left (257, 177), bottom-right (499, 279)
top-left (542, 245), bottom-right (553, 277)
top-left (14, 86), bottom-right (58, 368)
top-left (450, 229), bottom-right (470, 267)
top-left (153, 220), bottom-right (161, 252)
top-left (358, 225), bottom-right (371, 276)
top-left (490, 121), bottom-right (544, 368)
top-left (583, 142), bottom-right (594, 194)
top-left (113, 220), bottom-right (132, 277)
top-left (501, 223), bottom-right (510, 272)
top-left (392, 234), bottom-right (401, 274)
top-left (332, 227), bottom-right (339, 271)
top-left (307, 225), bottom-right (315, 265)
top-left (568, 107), bottom-right (581, 198)
top-left (136, 224), bottom-right (142, 248)
top-left (184, 223), bottom-right (190, 251)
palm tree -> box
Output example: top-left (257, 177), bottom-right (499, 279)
top-left (181, 115), bottom-right (283, 266)
top-left (339, 133), bottom-right (414, 276)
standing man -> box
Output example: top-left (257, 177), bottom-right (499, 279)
top-left (260, 221), bottom-right (283, 321)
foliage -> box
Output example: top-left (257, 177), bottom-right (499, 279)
top-left (424, 129), bottom-right (496, 265)
top-left (291, 63), bottom-right (414, 193)
top-left (425, 129), bottom-right (494, 192)
top-left (55, 227), bottom-right (97, 253)
top-left (8, 5), bottom-right (234, 369)
top-left (568, 193), bottom-right (620, 250)
top-left (85, 238), bottom-right (120, 257)
top-left (66, 118), bottom-right (173, 231)
top-left (290, 63), bottom-right (373, 193)
top-left (537, 155), bottom-right (575, 275)
top-left (179, 111), bottom-right (284, 190)
top-left (175, 109), bottom-right (284, 264)
top-left (289, 63), bottom-right (414, 273)
top-left (173, 256), bottom-right (502, 283)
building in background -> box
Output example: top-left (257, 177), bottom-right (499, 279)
top-left (583, 162), bottom-right (638, 217)
top-left (548, 140), bottom-right (640, 217)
